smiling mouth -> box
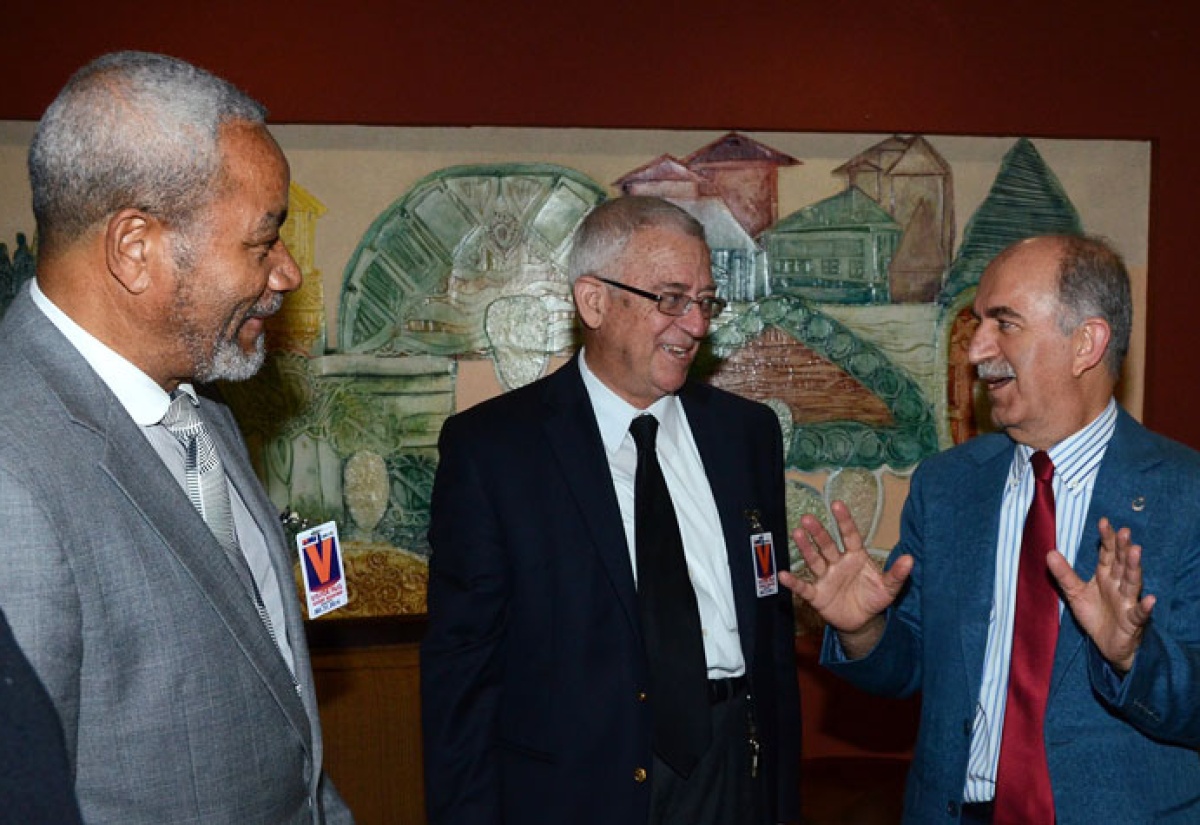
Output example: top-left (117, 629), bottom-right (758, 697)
top-left (660, 342), bottom-right (694, 360)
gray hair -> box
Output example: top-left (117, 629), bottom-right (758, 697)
top-left (29, 51), bottom-right (266, 254)
top-left (1053, 234), bottom-right (1133, 378)
top-left (566, 196), bottom-right (706, 284)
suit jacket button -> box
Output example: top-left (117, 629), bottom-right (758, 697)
top-left (947, 801), bottom-right (960, 817)
top-left (637, 691), bottom-right (648, 702)
top-left (634, 767), bottom-right (648, 783)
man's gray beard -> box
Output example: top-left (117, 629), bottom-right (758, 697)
top-left (195, 333), bottom-right (268, 383)
top-left (185, 292), bottom-right (283, 383)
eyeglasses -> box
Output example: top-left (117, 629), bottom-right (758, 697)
top-left (593, 276), bottom-right (727, 319)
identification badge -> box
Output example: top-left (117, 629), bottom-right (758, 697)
top-left (751, 531), bottom-right (778, 597)
top-left (296, 520), bottom-right (349, 619)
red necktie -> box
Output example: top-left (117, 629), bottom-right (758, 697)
top-left (994, 450), bottom-right (1058, 824)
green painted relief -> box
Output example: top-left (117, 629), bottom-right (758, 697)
top-left (338, 164), bottom-right (605, 361)
top-left (220, 133), bottom-right (1107, 615)
top-left (0, 126), bottom-right (1147, 618)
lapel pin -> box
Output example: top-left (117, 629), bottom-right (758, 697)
top-left (1132, 496), bottom-right (1146, 512)
top-left (743, 509), bottom-right (763, 532)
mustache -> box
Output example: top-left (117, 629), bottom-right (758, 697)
top-left (246, 293), bottom-right (284, 321)
top-left (976, 360), bottom-right (1016, 381)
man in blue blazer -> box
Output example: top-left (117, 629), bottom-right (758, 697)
top-left (783, 235), bottom-right (1200, 824)
top-left (421, 196), bottom-right (801, 825)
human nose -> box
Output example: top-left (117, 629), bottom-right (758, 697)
top-left (675, 300), bottom-right (710, 337)
top-left (269, 241), bottom-right (303, 295)
top-left (967, 319), bottom-right (993, 365)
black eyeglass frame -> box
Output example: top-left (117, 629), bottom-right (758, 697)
top-left (591, 275), bottom-right (727, 319)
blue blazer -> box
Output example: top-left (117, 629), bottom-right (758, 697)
top-left (824, 408), bottom-right (1200, 824)
top-left (421, 356), bottom-right (801, 825)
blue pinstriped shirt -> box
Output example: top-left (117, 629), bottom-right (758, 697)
top-left (963, 399), bottom-right (1118, 802)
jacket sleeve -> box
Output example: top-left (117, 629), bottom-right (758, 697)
top-left (420, 415), bottom-right (509, 825)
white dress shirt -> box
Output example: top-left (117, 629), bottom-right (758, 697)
top-left (579, 349), bottom-right (746, 678)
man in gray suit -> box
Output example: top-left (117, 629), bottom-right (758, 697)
top-left (0, 51), bottom-right (352, 823)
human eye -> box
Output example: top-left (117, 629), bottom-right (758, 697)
top-left (255, 236), bottom-right (280, 262)
top-left (658, 293), bottom-right (689, 314)
top-left (700, 296), bottom-right (727, 318)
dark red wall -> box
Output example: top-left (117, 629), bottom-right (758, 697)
top-left (6, 1), bottom-right (1197, 443)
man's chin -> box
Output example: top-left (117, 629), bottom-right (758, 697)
top-left (196, 336), bottom-right (267, 383)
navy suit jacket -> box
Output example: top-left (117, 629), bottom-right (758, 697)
top-left (421, 356), bottom-right (801, 825)
top-left (825, 408), bottom-right (1200, 824)
top-left (0, 608), bottom-right (81, 824)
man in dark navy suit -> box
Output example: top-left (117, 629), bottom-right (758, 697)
top-left (421, 196), bottom-right (801, 825)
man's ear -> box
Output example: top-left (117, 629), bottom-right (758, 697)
top-left (105, 208), bottom-right (164, 295)
top-left (574, 276), bottom-right (606, 331)
top-left (1072, 317), bottom-right (1112, 376)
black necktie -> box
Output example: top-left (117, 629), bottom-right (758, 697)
top-left (630, 414), bottom-right (711, 777)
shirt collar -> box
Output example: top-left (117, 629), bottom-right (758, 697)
top-left (578, 348), bottom-right (680, 456)
top-left (30, 279), bottom-right (174, 426)
top-left (1012, 398), bottom-right (1118, 491)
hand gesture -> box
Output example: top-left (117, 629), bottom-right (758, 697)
top-left (1047, 517), bottom-right (1156, 674)
top-left (780, 501), bottom-right (913, 657)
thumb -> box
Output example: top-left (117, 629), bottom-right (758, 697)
top-left (1046, 550), bottom-right (1084, 601)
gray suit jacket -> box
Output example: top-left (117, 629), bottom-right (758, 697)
top-left (0, 287), bottom-right (352, 824)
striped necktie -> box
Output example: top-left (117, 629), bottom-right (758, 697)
top-left (161, 391), bottom-right (298, 690)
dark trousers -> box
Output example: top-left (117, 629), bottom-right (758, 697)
top-left (648, 691), bottom-right (766, 825)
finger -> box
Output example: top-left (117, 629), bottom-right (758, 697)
top-left (778, 569), bottom-right (805, 596)
top-left (1130, 593), bottom-right (1157, 626)
top-left (791, 523), bottom-right (830, 576)
top-left (1104, 531), bottom-right (1137, 588)
top-left (778, 569), bottom-right (818, 605)
top-left (1046, 550), bottom-right (1087, 601)
top-left (828, 500), bottom-right (864, 553)
top-left (799, 514), bottom-right (843, 563)
top-left (1096, 517), bottom-right (1117, 572)
top-left (1116, 543), bottom-right (1145, 599)
top-left (882, 554), bottom-right (914, 595)
top-left (787, 522), bottom-right (835, 573)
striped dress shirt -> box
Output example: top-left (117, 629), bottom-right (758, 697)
top-left (963, 398), bottom-right (1118, 802)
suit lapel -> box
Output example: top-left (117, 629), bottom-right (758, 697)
top-left (199, 397), bottom-right (316, 734)
top-left (542, 359), bottom-right (641, 635)
top-left (98, 407), bottom-right (311, 744)
top-left (956, 441), bottom-right (1014, 697)
top-left (1049, 412), bottom-right (1157, 699)
top-left (11, 295), bottom-right (311, 748)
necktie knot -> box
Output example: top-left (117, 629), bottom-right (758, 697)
top-left (1031, 450), bottom-right (1055, 484)
top-left (629, 414), bottom-right (659, 453)
top-left (161, 390), bottom-right (201, 435)
top-left (162, 392), bottom-right (222, 476)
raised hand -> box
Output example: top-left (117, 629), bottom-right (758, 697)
top-left (1047, 517), bottom-right (1155, 674)
top-left (780, 500), bottom-right (913, 658)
